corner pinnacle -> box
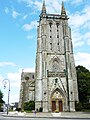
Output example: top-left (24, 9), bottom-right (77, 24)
top-left (41, 0), bottom-right (46, 14)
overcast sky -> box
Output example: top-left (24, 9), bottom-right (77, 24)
top-left (0, 0), bottom-right (90, 104)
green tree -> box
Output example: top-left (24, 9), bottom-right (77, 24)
top-left (76, 65), bottom-right (90, 110)
top-left (0, 90), bottom-right (4, 111)
top-left (24, 101), bottom-right (35, 111)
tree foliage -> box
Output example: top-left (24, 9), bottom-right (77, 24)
top-left (24, 101), bottom-right (35, 111)
top-left (76, 65), bottom-right (90, 110)
top-left (0, 90), bottom-right (4, 111)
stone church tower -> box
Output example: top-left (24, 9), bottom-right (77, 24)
top-left (35, 1), bottom-right (78, 112)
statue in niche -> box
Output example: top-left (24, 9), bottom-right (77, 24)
top-left (52, 59), bottom-right (60, 72)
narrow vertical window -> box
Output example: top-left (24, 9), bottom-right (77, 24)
top-left (55, 78), bottom-right (58, 85)
top-left (56, 23), bottom-right (59, 28)
top-left (49, 23), bottom-right (52, 28)
top-left (58, 42), bottom-right (60, 51)
top-left (50, 43), bottom-right (52, 50)
top-left (57, 35), bottom-right (59, 38)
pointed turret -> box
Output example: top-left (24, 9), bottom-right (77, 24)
top-left (41, 0), bottom-right (46, 14)
top-left (61, 1), bottom-right (67, 17)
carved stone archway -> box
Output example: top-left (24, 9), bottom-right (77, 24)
top-left (51, 88), bottom-right (65, 112)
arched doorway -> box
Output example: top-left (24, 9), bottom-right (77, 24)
top-left (52, 100), bottom-right (63, 112)
top-left (51, 90), bottom-right (63, 112)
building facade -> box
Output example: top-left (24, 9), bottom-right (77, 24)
top-left (19, 1), bottom-right (78, 112)
top-left (19, 72), bottom-right (35, 109)
top-left (35, 1), bottom-right (78, 112)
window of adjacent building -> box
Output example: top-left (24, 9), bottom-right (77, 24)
top-left (32, 75), bottom-right (34, 79)
top-left (25, 76), bottom-right (29, 80)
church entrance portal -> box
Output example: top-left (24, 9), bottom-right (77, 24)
top-left (51, 89), bottom-right (64, 112)
top-left (52, 100), bottom-right (63, 112)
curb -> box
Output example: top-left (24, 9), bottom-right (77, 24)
top-left (2, 114), bottom-right (90, 119)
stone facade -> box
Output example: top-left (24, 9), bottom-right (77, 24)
top-left (19, 1), bottom-right (78, 112)
top-left (35, 1), bottom-right (78, 112)
top-left (18, 72), bottom-right (35, 109)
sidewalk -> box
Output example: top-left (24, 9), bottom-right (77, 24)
top-left (2, 111), bottom-right (90, 119)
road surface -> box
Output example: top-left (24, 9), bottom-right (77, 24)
top-left (0, 112), bottom-right (90, 120)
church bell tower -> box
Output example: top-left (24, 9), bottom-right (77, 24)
top-left (35, 0), bottom-right (78, 112)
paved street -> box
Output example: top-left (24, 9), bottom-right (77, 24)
top-left (0, 112), bottom-right (90, 120)
top-left (0, 117), bottom-right (90, 120)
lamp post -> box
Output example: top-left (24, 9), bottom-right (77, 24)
top-left (2, 79), bottom-right (10, 115)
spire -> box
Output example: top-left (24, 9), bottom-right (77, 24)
top-left (61, 1), bottom-right (67, 16)
top-left (41, 0), bottom-right (46, 14)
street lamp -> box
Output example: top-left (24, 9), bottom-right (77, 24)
top-left (2, 79), bottom-right (10, 115)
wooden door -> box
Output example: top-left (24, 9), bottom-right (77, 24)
top-left (59, 101), bottom-right (63, 112)
top-left (52, 101), bottom-right (56, 112)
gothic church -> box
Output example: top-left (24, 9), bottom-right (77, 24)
top-left (19, 1), bottom-right (78, 112)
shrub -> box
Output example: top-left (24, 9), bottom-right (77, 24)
top-left (75, 102), bottom-right (83, 111)
top-left (24, 101), bottom-right (35, 111)
top-left (39, 107), bottom-right (43, 112)
top-left (15, 108), bottom-right (21, 112)
top-left (83, 103), bottom-right (90, 110)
